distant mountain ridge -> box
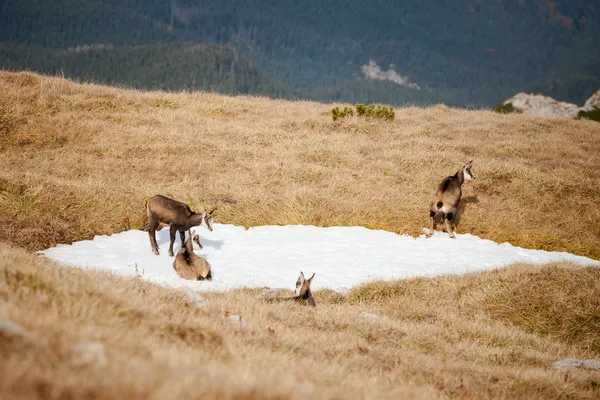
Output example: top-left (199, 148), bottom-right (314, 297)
top-left (1, 0), bottom-right (598, 107)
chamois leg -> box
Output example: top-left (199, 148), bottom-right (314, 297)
top-left (179, 230), bottom-right (186, 248)
top-left (426, 209), bottom-right (436, 238)
top-left (168, 225), bottom-right (177, 257)
top-left (445, 212), bottom-right (456, 239)
top-left (148, 217), bottom-right (160, 255)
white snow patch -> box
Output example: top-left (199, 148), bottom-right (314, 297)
top-left (39, 224), bottom-right (599, 293)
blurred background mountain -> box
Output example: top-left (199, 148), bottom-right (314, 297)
top-left (1, 0), bottom-right (598, 106)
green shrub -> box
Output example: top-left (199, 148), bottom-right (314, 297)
top-left (331, 106), bottom-right (354, 121)
top-left (577, 108), bottom-right (600, 123)
top-left (331, 103), bottom-right (394, 121)
top-left (492, 102), bottom-right (520, 114)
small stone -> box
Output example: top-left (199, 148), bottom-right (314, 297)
top-left (582, 360), bottom-right (600, 370)
top-left (359, 312), bottom-right (381, 320)
top-left (71, 341), bottom-right (108, 366)
top-left (552, 359), bottom-right (600, 370)
top-left (228, 314), bottom-right (246, 330)
top-left (182, 287), bottom-right (208, 311)
top-left (0, 317), bottom-right (36, 341)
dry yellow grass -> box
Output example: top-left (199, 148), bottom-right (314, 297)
top-left (2, 245), bottom-right (600, 399)
top-left (1, 71), bottom-right (599, 258)
top-left (1, 71), bottom-right (600, 399)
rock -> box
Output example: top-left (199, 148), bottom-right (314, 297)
top-left (182, 287), bottom-right (208, 311)
top-left (359, 312), bottom-right (381, 321)
top-left (552, 358), bottom-right (600, 370)
top-left (583, 89), bottom-right (600, 111)
top-left (502, 93), bottom-right (582, 118)
top-left (71, 341), bottom-right (108, 366)
top-left (0, 317), bottom-right (36, 341)
top-left (228, 314), bottom-right (246, 330)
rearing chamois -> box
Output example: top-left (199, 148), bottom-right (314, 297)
top-left (426, 160), bottom-right (475, 238)
top-left (146, 195), bottom-right (214, 256)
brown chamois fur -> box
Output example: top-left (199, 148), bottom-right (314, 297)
top-left (266, 272), bottom-right (316, 307)
top-left (172, 230), bottom-right (212, 281)
top-left (427, 160), bottom-right (475, 238)
top-left (146, 194), bottom-right (214, 256)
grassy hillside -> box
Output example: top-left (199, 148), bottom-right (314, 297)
top-left (1, 0), bottom-right (599, 106)
top-left (2, 246), bottom-right (600, 399)
top-left (1, 71), bottom-right (599, 258)
top-left (1, 71), bottom-right (600, 399)
top-left (0, 43), bottom-right (295, 97)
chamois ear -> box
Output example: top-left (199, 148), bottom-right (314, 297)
top-left (308, 273), bottom-right (315, 282)
top-left (201, 209), bottom-right (207, 218)
top-left (299, 271), bottom-right (305, 280)
top-left (466, 160), bottom-right (473, 167)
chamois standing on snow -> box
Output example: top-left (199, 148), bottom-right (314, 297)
top-left (172, 229), bottom-right (212, 280)
top-left (146, 194), bottom-right (214, 256)
top-left (426, 160), bottom-right (475, 239)
top-left (266, 272), bottom-right (316, 307)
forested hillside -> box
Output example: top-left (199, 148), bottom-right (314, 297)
top-left (0, 43), bottom-right (295, 97)
top-left (1, 0), bottom-right (598, 106)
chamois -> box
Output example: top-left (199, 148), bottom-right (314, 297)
top-left (266, 271), bottom-right (316, 307)
top-left (146, 194), bottom-right (214, 256)
top-left (172, 230), bottom-right (212, 281)
top-left (426, 160), bottom-right (475, 238)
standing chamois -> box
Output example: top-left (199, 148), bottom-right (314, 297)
top-left (426, 160), bottom-right (475, 238)
top-left (146, 195), bottom-right (214, 256)
top-left (172, 229), bottom-right (212, 280)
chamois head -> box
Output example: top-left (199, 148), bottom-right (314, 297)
top-left (461, 160), bottom-right (475, 181)
top-left (198, 208), bottom-right (215, 232)
top-left (294, 271), bottom-right (315, 298)
top-left (190, 229), bottom-right (203, 250)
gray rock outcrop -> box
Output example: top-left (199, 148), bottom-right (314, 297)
top-left (583, 89), bottom-right (600, 111)
top-left (502, 93), bottom-right (582, 118)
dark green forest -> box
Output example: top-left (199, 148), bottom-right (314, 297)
top-left (1, 0), bottom-right (599, 107)
top-left (0, 43), bottom-right (295, 97)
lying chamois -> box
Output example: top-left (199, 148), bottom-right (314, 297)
top-left (146, 194), bottom-right (214, 256)
top-left (173, 230), bottom-right (212, 281)
top-left (426, 160), bottom-right (475, 238)
top-left (266, 271), bottom-right (316, 307)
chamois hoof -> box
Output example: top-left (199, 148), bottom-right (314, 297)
top-left (152, 249), bottom-right (160, 255)
top-left (168, 250), bottom-right (174, 257)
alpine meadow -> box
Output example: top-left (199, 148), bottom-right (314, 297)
top-left (1, 71), bottom-right (600, 399)
top-left (2, 0), bottom-right (600, 398)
